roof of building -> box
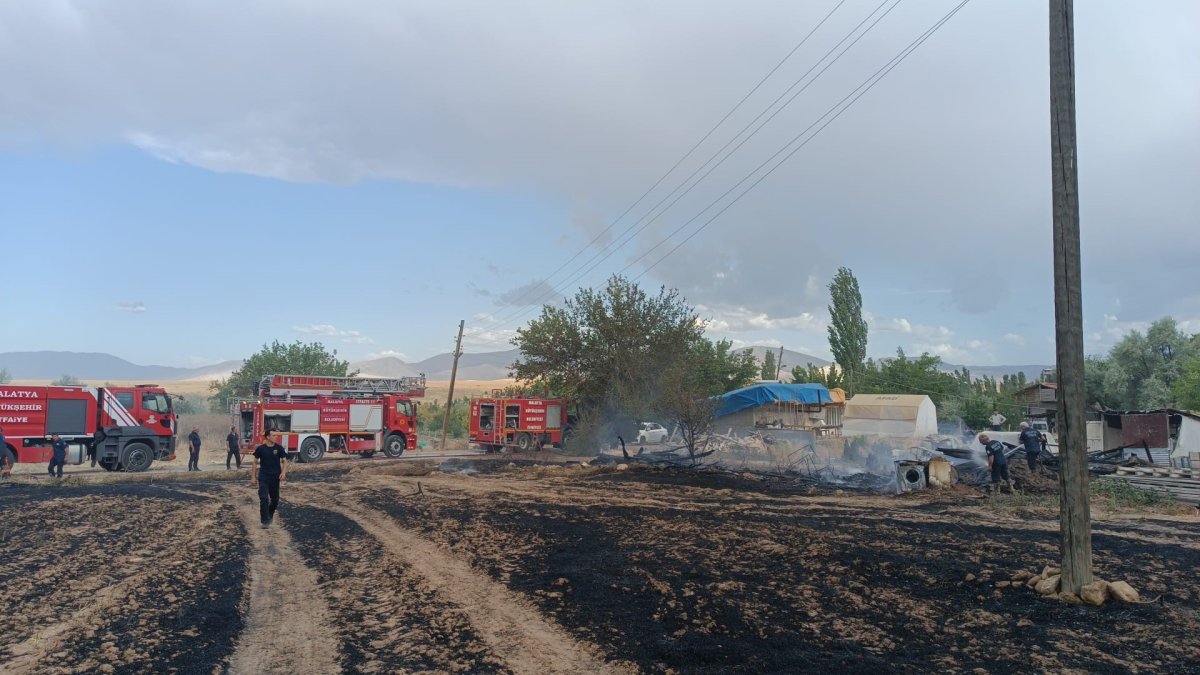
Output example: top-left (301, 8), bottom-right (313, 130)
top-left (714, 383), bottom-right (839, 418)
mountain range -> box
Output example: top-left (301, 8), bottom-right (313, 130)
top-left (0, 349), bottom-right (1048, 384)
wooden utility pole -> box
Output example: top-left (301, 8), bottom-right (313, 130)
top-left (775, 345), bottom-right (785, 380)
top-left (1049, 0), bottom-right (1092, 594)
top-left (440, 320), bottom-right (465, 452)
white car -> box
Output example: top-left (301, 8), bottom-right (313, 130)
top-left (638, 422), bottom-right (669, 444)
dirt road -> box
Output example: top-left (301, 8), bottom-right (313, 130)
top-left (2, 462), bottom-right (1198, 673)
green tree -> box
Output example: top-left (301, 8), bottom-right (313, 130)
top-left (1174, 356), bottom-right (1200, 412)
top-left (417, 396), bottom-right (471, 439)
top-left (0, 367), bottom-right (11, 384)
top-left (1086, 317), bottom-right (1197, 409)
top-left (51, 374), bottom-right (81, 386)
top-left (760, 350), bottom-right (776, 381)
top-left (513, 275), bottom-right (704, 448)
top-left (209, 340), bottom-right (355, 412)
top-left (790, 362), bottom-right (844, 389)
top-left (691, 339), bottom-right (758, 394)
top-left (827, 267), bottom-right (868, 394)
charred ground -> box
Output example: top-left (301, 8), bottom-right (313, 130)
top-left (1, 462), bottom-right (1197, 674)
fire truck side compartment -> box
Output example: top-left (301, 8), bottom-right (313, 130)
top-left (46, 399), bottom-right (89, 436)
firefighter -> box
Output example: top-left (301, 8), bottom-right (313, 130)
top-left (251, 432), bottom-right (288, 529)
top-left (48, 433), bottom-right (67, 479)
top-left (1018, 422), bottom-right (1045, 474)
top-left (187, 426), bottom-right (202, 471)
top-left (226, 426), bottom-right (242, 470)
top-left (980, 433), bottom-right (1014, 494)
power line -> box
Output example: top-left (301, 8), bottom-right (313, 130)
top-left (539, 0), bottom-right (902, 307)
top-left (489, 0), bottom-right (850, 314)
top-left (631, 0), bottom-right (972, 281)
top-left (486, 0), bottom-right (907, 330)
top-left (487, 0), bottom-right (973, 339)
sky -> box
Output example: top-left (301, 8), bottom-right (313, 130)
top-left (1, 0), bottom-right (1197, 368)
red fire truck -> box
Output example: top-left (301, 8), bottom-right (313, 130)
top-left (235, 374), bottom-right (425, 462)
top-left (0, 383), bottom-right (177, 472)
top-left (468, 394), bottom-right (571, 452)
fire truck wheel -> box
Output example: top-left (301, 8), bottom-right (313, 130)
top-left (299, 437), bottom-right (326, 463)
top-left (383, 434), bottom-right (406, 458)
top-left (516, 433), bottom-right (533, 452)
top-left (119, 443), bottom-right (153, 473)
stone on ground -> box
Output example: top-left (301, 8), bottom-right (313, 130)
top-left (1035, 574), bottom-right (1061, 596)
top-left (1080, 580), bottom-right (1111, 606)
top-left (1109, 581), bottom-right (1140, 603)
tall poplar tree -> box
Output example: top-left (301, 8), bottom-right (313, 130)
top-left (827, 267), bottom-right (868, 394)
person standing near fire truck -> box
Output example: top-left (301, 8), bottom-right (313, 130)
top-left (48, 433), bottom-right (67, 479)
top-left (226, 427), bottom-right (242, 470)
top-left (187, 426), bottom-right (202, 471)
top-left (251, 432), bottom-right (288, 528)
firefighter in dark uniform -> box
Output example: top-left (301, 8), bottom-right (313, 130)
top-left (48, 433), bottom-right (67, 479)
top-left (1018, 422), bottom-right (1046, 474)
top-left (226, 426), bottom-right (242, 470)
top-left (980, 433), bottom-right (1014, 494)
top-left (251, 432), bottom-right (289, 529)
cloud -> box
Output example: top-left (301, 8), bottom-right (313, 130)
top-left (697, 304), bottom-right (826, 334)
top-left (1002, 333), bottom-right (1027, 346)
top-left (868, 314), bottom-right (954, 341)
top-left (2, 0), bottom-right (1195, 365)
top-left (496, 280), bottom-right (560, 308)
top-left (366, 349), bottom-right (407, 360)
top-left (114, 301), bottom-right (145, 313)
top-left (292, 323), bottom-right (374, 345)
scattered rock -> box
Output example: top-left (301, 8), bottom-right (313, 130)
top-left (1109, 581), bottom-right (1140, 603)
top-left (996, 580), bottom-right (1011, 588)
top-left (1042, 565), bottom-right (1061, 579)
top-left (1080, 580), bottom-right (1111, 606)
top-left (616, 464), bottom-right (629, 471)
top-left (1036, 574), bottom-right (1061, 596)
top-left (1013, 570), bottom-right (1032, 581)
top-left (1017, 618), bottom-right (1034, 628)
top-left (964, 573), bottom-right (976, 582)
top-left (1057, 592), bottom-right (1082, 605)
top-left (1026, 575), bottom-right (1044, 589)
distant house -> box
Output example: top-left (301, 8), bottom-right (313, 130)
top-left (1014, 381), bottom-right (1058, 424)
top-left (1094, 409), bottom-right (1200, 468)
top-left (842, 394), bottom-right (938, 439)
top-left (713, 383), bottom-right (845, 436)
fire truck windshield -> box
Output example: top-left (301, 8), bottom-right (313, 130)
top-left (396, 401), bottom-right (413, 417)
top-left (142, 392), bottom-right (171, 414)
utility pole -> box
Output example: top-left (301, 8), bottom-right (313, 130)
top-left (440, 320), bottom-right (465, 452)
top-left (775, 345), bottom-right (785, 380)
top-left (1049, 0), bottom-right (1092, 594)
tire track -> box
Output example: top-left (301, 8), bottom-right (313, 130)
top-left (226, 488), bottom-right (341, 675)
top-left (296, 487), bottom-right (623, 675)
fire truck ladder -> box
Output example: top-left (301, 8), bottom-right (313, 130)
top-left (258, 374), bottom-right (427, 398)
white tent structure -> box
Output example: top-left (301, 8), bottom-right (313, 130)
top-left (842, 394), bottom-right (938, 438)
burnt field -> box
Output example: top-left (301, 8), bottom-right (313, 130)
top-left (1, 463), bottom-right (1198, 674)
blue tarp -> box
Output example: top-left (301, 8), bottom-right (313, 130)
top-left (714, 383), bottom-right (832, 418)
